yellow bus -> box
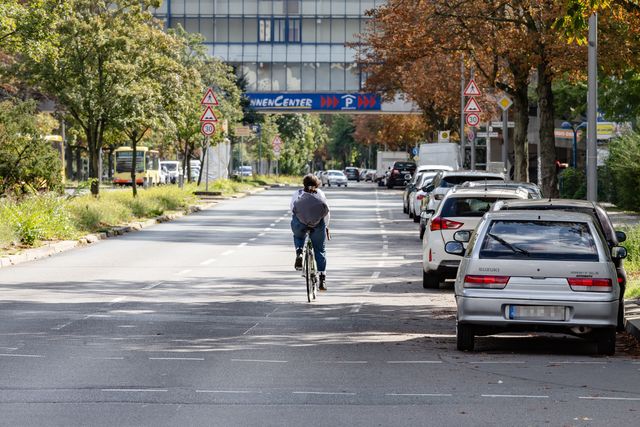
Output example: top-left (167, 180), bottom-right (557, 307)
top-left (113, 146), bottom-right (161, 186)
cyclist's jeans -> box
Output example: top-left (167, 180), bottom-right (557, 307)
top-left (291, 215), bottom-right (327, 272)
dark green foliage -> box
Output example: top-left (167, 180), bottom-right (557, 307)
top-left (606, 132), bottom-right (640, 210)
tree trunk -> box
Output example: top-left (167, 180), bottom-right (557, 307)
top-left (537, 58), bottom-right (559, 198)
top-left (74, 146), bottom-right (82, 181)
top-left (131, 135), bottom-right (138, 198)
top-left (107, 148), bottom-right (114, 180)
top-left (512, 82), bottom-right (530, 182)
top-left (65, 142), bottom-right (73, 180)
top-left (86, 123), bottom-right (102, 196)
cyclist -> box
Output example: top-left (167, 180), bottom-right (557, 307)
top-left (290, 174), bottom-right (331, 290)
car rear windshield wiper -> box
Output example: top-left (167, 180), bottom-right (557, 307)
top-left (487, 233), bottom-right (530, 257)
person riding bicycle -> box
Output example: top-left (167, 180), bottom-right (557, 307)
top-left (290, 174), bottom-right (330, 290)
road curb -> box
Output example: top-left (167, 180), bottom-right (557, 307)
top-left (625, 299), bottom-right (640, 342)
top-left (0, 201), bottom-right (216, 270)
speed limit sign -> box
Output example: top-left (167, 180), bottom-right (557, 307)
top-left (465, 113), bottom-right (480, 127)
top-left (201, 122), bottom-right (216, 136)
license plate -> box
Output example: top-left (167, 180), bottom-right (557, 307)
top-left (507, 305), bottom-right (566, 321)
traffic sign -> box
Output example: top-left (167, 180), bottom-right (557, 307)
top-left (497, 95), bottom-right (513, 111)
top-left (476, 131), bottom-right (499, 138)
top-left (272, 135), bottom-right (283, 149)
top-left (463, 79), bottom-right (482, 96)
top-left (234, 125), bottom-right (251, 136)
top-left (466, 113), bottom-right (480, 127)
top-left (200, 88), bottom-right (219, 106)
top-left (491, 121), bottom-right (515, 128)
top-left (464, 97), bottom-right (482, 113)
top-left (201, 122), bottom-right (216, 136)
top-left (466, 129), bottom-right (475, 143)
top-left (438, 131), bottom-right (450, 143)
top-left (200, 106), bottom-right (219, 122)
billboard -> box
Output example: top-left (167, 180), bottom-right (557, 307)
top-left (246, 93), bottom-right (381, 112)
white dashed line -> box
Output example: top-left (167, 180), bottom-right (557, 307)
top-left (258, 233), bottom-right (266, 237)
top-left (579, 396), bottom-right (640, 401)
top-left (270, 223), bottom-right (276, 227)
top-left (231, 359), bottom-right (288, 363)
top-left (275, 219), bottom-right (282, 223)
top-left (474, 361), bottom-right (526, 364)
top-left (102, 389), bottom-right (167, 393)
top-left (196, 390), bottom-right (261, 394)
top-left (293, 391), bottom-right (356, 396)
top-left (51, 321), bottom-right (74, 331)
top-left (109, 296), bottom-right (127, 305)
top-left (317, 361), bottom-right (368, 364)
top-left (176, 269), bottom-right (192, 276)
top-left (382, 234), bottom-right (388, 239)
top-left (249, 238), bottom-right (257, 242)
top-left (552, 361), bottom-right (608, 365)
top-left (149, 357), bottom-right (204, 361)
top-left (382, 245), bottom-right (388, 250)
top-left (238, 242), bottom-right (247, 248)
top-left (142, 281), bottom-right (163, 290)
top-left (264, 228), bottom-right (272, 232)
top-left (200, 258), bottom-right (216, 266)
top-left (371, 272), bottom-right (380, 279)
top-left (387, 393), bottom-right (452, 397)
top-left (482, 394), bottom-right (548, 399)
top-left (0, 353), bottom-right (44, 358)
top-left (221, 250), bottom-right (235, 256)
top-left (86, 357), bottom-right (124, 360)
top-left (377, 261), bottom-right (385, 268)
top-left (387, 361), bottom-right (442, 364)
top-left (350, 304), bottom-right (363, 314)
top-left (382, 252), bottom-right (388, 257)
top-left (0, 347), bottom-right (18, 351)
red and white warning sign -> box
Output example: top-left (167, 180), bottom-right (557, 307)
top-left (463, 79), bottom-right (482, 96)
top-left (200, 106), bottom-right (219, 122)
top-left (463, 97), bottom-right (482, 113)
top-left (465, 113), bottom-right (480, 127)
top-left (200, 88), bottom-right (219, 106)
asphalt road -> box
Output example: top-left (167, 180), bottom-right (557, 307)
top-left (0, 183), bottom-right (639, 427)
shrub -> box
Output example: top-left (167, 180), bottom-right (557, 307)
top-left (606, 132), bottom-right (640, 210)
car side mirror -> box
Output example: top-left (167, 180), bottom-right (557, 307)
top-left (425, 209), bottom-right (435, 216)
top-left (424, 185), bottom-right (434, 193)
top-left (444, 241), bottom-right (465, 256)
top-left (612, 246), bottom-right (628, 260)
top-left (454, 230), bottom-right (471, 243)
top-left (615, 230), bottom-right (627, 243)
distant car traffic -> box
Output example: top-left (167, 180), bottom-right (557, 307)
top-left (386, 161), bottom-right (416, 188)
top-left (344, 167), bottom-right (360, 181)
top-left (446, 210), bottom-right (626, 354)
top-left (233, 165), bottom-right (253, 177)
top-left (160, 161), bottom-right (181, 184)
top-left (321, 170), bottom-right (348, 187)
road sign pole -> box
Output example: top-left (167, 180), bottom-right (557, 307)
top-left (471, 128), bottom-right (476, 170)
top-left (205, 136), bottom-right (210, 192)
top-left (502, 109), bottom-right (508, 177)
top-left (587, 12), bottom-right (598, 202)
top-left (460, 56), bottom-right (465, 163)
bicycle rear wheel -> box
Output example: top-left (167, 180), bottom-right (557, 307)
top-left (305, 246), bottom-right (313, 303)
top-left (309, 247), bottom-right (317, 301)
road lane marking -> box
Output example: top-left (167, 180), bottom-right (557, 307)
top-left (263, 228), bottom-right (272, 231)
top-left (51, 321), bottom-right (75, 331)
top-left (270, 223), bottom-right (276, 227)
top-left (371, 272), bottom-right (380, 279)
top-left (579, 396), bottom-right (640, 401)
top-left (482, 394), bottom-right (548, 399)
top-left (242, 322), bottom-right (260, 335)
top-left (474, 361), bottom-right (525, 364)
top-left (142, 281), bottom-right (163, 290)
top-left (196, 390), bottom-right (261, 394)
top-left (387, 393), bottom-right (452, 397)
top-left (387, 361), bottom-right (442, 364)
top-left (382, 234), bottom-right (388, 239)
top-left (102, 389), bottom-right (167, 392)
top-left (317, 361), bottom-right (368, 364)
top-left (275, 219), bottom-right (282, 223)
top-left (249, 238), bottom-right (257, 242)
top-left (293, 391), bottom-right (356, 396)
top-left (350, 304), bottom-right (362, 314)
top-left (382, 245), bottom-right (388, 250)
top-left (382, 252), bottom-right (388, 257)
top-left (149, 357), bottom-right (204, 361)
top-left (200, 258), bottom-right (216, 266)
top-left (0, 353), bottom-right (44, 358)
top-left (86, 357), bottom-right (124, 360)
top-left (0, 347), bottom-right (18, 351)
top-left (231, 359), bottom-right (287, 363)
top-left (176, 269), bottom-right (192, 276)
top-left (238, 243), bottom-right (247, 248)
top-left (221, 250), bottom-right (235, 256)
top-left (377, 262), bottom-right (385, 268)
top-left (109, 296), bottom-right (127, 305)
top-left (552, 361), bottom-right (608, 365)
top-left (258, 233), bottom-right (266, 237)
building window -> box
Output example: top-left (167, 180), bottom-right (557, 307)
top-left (273, 19), bottom-right (286, 42)
top-left (288, 19), bottom-right (301, 42)
top-left (259, 19), bottom-right (272, 42)
top-left (286, 0), bottom-right (301, 14)
top-left (259, 18), bottom-right (302, 43)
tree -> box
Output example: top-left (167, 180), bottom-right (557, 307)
top-left (14, 0), bottom-right (167, 195)
top-left (0, 99), bottom-right (62, 195)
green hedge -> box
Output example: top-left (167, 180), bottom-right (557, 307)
top-left (606, 132), bottom-right (640, 210)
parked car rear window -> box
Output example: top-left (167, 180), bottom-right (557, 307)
top-left (394, 162), bottom-right (416, 170)
top-left (441, 175), bottom-right (503, 187)
top-left (441, 197), bottom-right (501, 217)
top-left (479, 220), bottom-right (599, 261)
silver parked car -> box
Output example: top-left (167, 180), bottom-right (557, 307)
top-left (445, 210), bottom-right (626, 355)
top-left (321, 170), bottom-right (348, 187)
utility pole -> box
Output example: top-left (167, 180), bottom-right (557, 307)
top-left (460, 55), bottom-right (465, 164)
top-left (587, 13), bottom-right (598, 201)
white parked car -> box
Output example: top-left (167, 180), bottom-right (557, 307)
top-left (321, 170), bottom-right (348, 187)
top-left (422, 186), bottom-right (529, 289)
top-left (423, 170), bottom-right (505, 215)
top-left (159, 160), bottom-right (181, 184)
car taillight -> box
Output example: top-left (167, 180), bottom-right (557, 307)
top-left (568, 277), bottom-right (613, 292)
top-left (430, 217), bottom-right (463, 231)
top-left (463, 275), bottom-right (510, 289)
top-left (617, 277), bottom-right (623, 284)
top-left (417, 194), bottom-right (425, 200)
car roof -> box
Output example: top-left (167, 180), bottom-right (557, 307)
top-left (447, 187), bottom-right (529, 198)
top-left (496, 198), bottom-right (596, 209)
top-left (417, 165), bottom-right (454, 172)
top-left (483, 210), bottom-right (596, 223)
top-left (327, 169), bottom-right (344, 173)
top-left (440, 170), bottom-right (505, 178)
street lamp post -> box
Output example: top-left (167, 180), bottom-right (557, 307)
top-left (561, 121), bottom-right (586, 168)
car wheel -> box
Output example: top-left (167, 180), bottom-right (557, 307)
top-left (596, 327), bottom-right (616, 355)
top-left (422, 270), bottom-right (440, 289)
top-left (403, 202), bottom-right (408, 214)
top-left (419, 224), bottom-right (426, 240)
top-left (387, 183), bottom-right (393, 189)
top-left (617, 299), bottom-right (625, 332)
top-left (457, 323), bottom-right (475, 351)
top-left (413, 213), bottom-right (420, 223)
top-left (345, 184), bottom-right (348, 187)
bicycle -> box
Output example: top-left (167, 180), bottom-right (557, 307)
top-left (302, 234), bottom-right (318, 302)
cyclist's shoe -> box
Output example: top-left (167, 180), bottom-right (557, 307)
top-left (294, 249), bottom-right (303, 271)
top-left (319, 274), bottom-right (327, 291)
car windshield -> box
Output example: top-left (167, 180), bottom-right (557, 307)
top-left (394, 162), bottom-right (415, 169)
top-left (162, 163), bottom-right (177, 171)
top-left (479, 220), bottom-right (599, 261)
top-left (441, 176), bottom-right (503, 187)
top-left (329, 172), bottom-right (344, 176)
top-left (441, 197), bottom-right (502, 217)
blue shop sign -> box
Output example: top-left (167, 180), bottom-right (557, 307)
top-left (246, 93), bottom-right (381, 112)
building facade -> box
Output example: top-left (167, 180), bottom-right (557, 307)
top-left (152, 0), bottom-right (386, 93)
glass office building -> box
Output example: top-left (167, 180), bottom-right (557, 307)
top-left (152, 0), bottom-right (386, 92)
